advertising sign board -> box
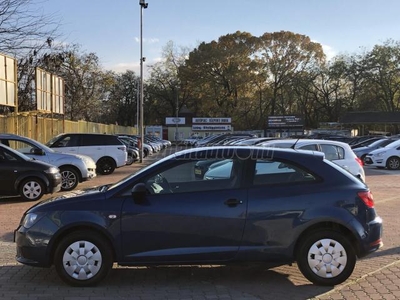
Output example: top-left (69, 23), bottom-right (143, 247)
top-left (0, 54), bottom-right (17, 107)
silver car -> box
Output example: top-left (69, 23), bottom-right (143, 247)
top-left (0, 134), bottom-right (96, 191)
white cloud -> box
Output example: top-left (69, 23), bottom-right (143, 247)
top-left (134, 37), bottom-right (160, 44)
top-left (322, 44), bottom-right (337, 61)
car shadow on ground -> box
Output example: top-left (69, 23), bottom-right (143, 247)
top-left (0, 263), bottom-right (332, 300)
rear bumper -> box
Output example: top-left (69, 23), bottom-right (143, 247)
top-left (358, 216), bottom-right (383, 258)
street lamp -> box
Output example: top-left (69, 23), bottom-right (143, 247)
top-left (139, 0), bottom-right (148, 163)
top-left (175, 88), bottom-right (179, 142)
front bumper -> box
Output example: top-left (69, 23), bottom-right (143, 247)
top-left (82, 168), bottom-right (97, 181)
top-left (14, 217), bottom-right (59, 267)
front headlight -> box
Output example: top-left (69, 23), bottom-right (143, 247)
top-left (375, 151), bottom-right (386, 157)
top-left (45, 167), bottom-right (60, 174)
top-left (22, 213), bottom-right (43, 229)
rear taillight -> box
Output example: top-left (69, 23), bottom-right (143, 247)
top-left (355, 157), bottom-right (364, 166)
top-left (358, 191), bottom-right (374, 208)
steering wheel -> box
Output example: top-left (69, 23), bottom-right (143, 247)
top-left (153, 174), bottom-right (173, 193)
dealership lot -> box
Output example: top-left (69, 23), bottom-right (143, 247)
top-left (1, 147), bottom-right (400, 299)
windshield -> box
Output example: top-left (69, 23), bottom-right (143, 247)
top-left (45, 135), bottom-right (63, 147)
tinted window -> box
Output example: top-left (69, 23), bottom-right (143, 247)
top-left (253, 159), bottom-right (316, 185)
top-left (81, 135), bottom-right (122, 146)
top-left (144, 158), bottom-right (241, 194)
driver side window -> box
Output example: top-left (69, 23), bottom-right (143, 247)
top-left (145, 158), bottom-right (240, 195)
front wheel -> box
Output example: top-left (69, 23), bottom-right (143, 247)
top-left (96, 157), bottom-right (116, 175)
top-left (296, 230), bottom-right (356, 286)
top-left (386, 156), bottom-right (400, 170)
top-left (54, 231), bottom-right (113, 287)
top-left (60, 167), bottom-right (79, 191)
top-left (126, 154), bottom-right (135, 165)
top-left (19, 178), bottom-right (45, 201)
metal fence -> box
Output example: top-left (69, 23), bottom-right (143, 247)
top-left (0, 114), bottom-right (137, 144)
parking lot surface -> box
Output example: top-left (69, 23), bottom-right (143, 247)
top-left (1, 146), bottom-right (400, 300)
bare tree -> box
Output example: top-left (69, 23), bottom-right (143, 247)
top-left (0, 0), bottom-right (60, 55)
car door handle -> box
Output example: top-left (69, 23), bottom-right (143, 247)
top-left (224, 199), bottom-right (243, 207)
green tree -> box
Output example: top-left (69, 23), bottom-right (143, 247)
top-left (256, 31), bottom-right (325, 116)
top-left (181, 31), bottom-right (257, 129)
top-left (105, 70), bottom-right (139, 127)
top-left (361, 40), bottom-right (400, 112)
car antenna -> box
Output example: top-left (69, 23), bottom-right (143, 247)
top-left (291, 138), bottom-right (301, 149)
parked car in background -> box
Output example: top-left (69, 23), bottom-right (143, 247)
top-left (46, 133), bottom-right (127, 175)
top-left (350, 136), bottom-right (388, 149)
top-left (364, 139), bottom-right (400, 170)
top-left (0, 143), bottom-right (61, 201)
top-left (15, 146), bottom-right (382, 287)
top-left (0, 134), bottom-right (96, 191)
top-left (181, 135), bottom-right (204, 146)
top-left (117, 134), bottom-right (153, 158)
top-left (260, 139), bottom-right (366, 182)
top-left (353, 138), bottom-right (399, 162)
top-left (117, 136), bottom-right (139, 165)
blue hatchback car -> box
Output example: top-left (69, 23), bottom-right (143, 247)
top-left (15, 146), bottom-right (383, 286)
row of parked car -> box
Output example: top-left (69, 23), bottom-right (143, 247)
top-left (0, 132), bottom-right (171, 201)
top-left (181, 132), bottom-right (400, 184)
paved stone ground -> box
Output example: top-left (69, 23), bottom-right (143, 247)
top-left (1, 147), bottom-right (399, 299)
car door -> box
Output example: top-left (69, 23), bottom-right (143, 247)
top-left (239, 157), bottom-right (319, 260)
top-left (0, 147), bottom-right (22, 195)
top-left (119, 157), bottom-right (248, 263)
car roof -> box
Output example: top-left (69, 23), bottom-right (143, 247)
top-left (262, 138), bottom-right (352, 147)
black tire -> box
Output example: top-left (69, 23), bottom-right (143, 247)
top-left (361, 154), bottom-right (367, 163)
top-left (296, 230), bottom-right (356, 286)
top-left (60, 167), bottom-right (79, 191)
top-left (54, 230), bottom-right (113, 287)
top-left (19, 177), bottom-right (45, 201)
top-left (96, 157), bottom-right (116, 175)
top-left (386, 156), bottom-right (400, 170)
top-left (126, 154), bottom-right (135, 165)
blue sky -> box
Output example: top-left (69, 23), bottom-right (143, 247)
top-left (38, 0), bottom-right (400, 76)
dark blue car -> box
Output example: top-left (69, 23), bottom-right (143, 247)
top-left (15, 146), bottom-right (383, 287)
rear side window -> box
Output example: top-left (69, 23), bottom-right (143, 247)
top-left (320, 144), bottom-right (344, 160)
top-left (253, 159), bottom-right (316, 186)
top-left (81, 135), bottom-right (122, 146)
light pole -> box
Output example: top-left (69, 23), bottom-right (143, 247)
top-left (139, 0), bottom-right (148, 163)
top-left (175, 88), bottom-right (179, 142)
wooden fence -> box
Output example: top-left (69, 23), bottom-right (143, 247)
top-left (0, 114), bottom-right (137, 144)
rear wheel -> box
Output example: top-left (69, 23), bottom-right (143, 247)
top-left (296, 230), bottom-right (356, 286)
top-left (19, 178), bottom-right (45, 201)
top-left (60, 167), bottom-right (79, 191)
top-left (96, 157), bottom-right (116, 175)
top-left (386, 156), bottom-right (400, 170)
top-left (54, 231), bottom-right (113, 287)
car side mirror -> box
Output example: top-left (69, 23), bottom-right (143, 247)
top-left (131, 183), bottom-right (147, 204)
top-left (31, 148), bottom-right (45, 155)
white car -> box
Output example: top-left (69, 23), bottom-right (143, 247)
top-left (0, 133), bottom-right (96, 191)
top-left (364, 139), bottom-right (400, 170)
top-left (46, 133), bottom-right (127, 175)
top-left (260, 139), bottom-right (366, 182)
